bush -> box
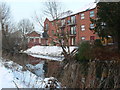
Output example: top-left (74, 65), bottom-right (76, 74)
top-left (94, 39), bottom-right (103, 47)
top-left (76, 41), bottom-right (92, 62)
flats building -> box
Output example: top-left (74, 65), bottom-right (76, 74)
top-left (43, 3), bottom-right (99, 46)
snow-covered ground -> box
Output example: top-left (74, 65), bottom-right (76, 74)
top-left (26, 61), bottom-right (44, 77)
top-left (24, 45), bottom-right (77, 61)
top-left (0, 57), bottom-right (62, 89)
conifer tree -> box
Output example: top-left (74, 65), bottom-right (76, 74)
top-left (91, 2), bottom-right (120, 52)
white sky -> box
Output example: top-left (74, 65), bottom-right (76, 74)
top-left (0, 0), bottom-right (96, 31)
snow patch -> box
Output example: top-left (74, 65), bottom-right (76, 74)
top-left (0, 58), bottom-right (62, 89)
top-left (26, 61), bottom-right (45, 77)
top-left (24, 45), bottom-right (77, 61)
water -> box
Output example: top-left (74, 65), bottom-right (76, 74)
top-left (2, 52), bottom-right (62, 83)
top-left (27, 55), bottom-right (62, 78)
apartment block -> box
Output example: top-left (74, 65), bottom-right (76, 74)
top-left (43, 5), bottom-right (99, 46)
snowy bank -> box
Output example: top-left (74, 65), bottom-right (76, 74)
top-left (24, 45), bottom-right (77, 61)
top-left (0, 58), bottom-right (62, 89)
top-left (26, 61), bottom-right (44, 77)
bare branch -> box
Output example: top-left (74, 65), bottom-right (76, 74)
top-left (32, 11), bottom-right (44, 28)
top-left (43, 0), bottom-right (63, 20)
top-left (17, 18), bottom-right (34, 35)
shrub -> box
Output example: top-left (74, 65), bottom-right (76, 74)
top-left (94, 39), bottom-right (103, 47)
top-left (76, 41), bottom-right (92, 62)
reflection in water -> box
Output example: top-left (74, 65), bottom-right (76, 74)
top-left (26, 60), bottom-right (45, 78)
top-left (3, 53), bottom-right (62, 80)
top-left (28, 55), bottom-right (62, 79)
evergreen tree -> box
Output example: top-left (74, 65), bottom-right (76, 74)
top-left (91, 2), bottom-right (120, 52)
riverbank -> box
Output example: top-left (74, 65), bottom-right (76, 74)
top-left (2, 44), bottom-right (120, 88)
top-left (45, 59), bottom-right (120, 88)
top-left (0, 57), bottom-right (62, 89)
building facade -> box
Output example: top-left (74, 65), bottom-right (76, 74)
top-left (43, 6), bottom-right (99, 46)
top-left (26, 31), bottom-right (41, 48)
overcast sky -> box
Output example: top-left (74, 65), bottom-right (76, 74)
top-left (1, 0), bottom-right (96, 31)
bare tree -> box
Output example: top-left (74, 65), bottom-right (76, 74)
top-left (0, 2), bottom-right (11, 31)
top-left (17, 19), bottom-right (34, 50)
top-left (43, 0), bottom-right (72, 19)
top-left (32, 0), bottom-right (75, 61)
top-left (42, 0), bottom-right (76, 62)
top-left (43, 1), bottom-right (63, 20)
top-left (33, 2), bottom-right (72, 32)
top-left (0, 2), bottom-right (11, 53)
top-left (0, 2), bottom-right (20, 55)
top-left (32, 11), bottom-right (44, 29)
top-left (17, 19), bottom-right (34, 36)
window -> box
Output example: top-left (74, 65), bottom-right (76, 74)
top-left (81, 13), bottom-right (85, 19)
top-left (56, 29), bottom-right (59, 33)
top-left (101, 22), bottom-right (106, 26)
top-left (52, 30), bottom-right (54, 34)
top-left (101, 22), bottom-right (106, 29)
top-left (30, 38), bottom-right (34, 41)
top-left (90, 11), bottom-right (94, 17)
top-left (61, 19), bottom-right (65, 26)
top-left (45, 24), bottom-right (48, 30)
top-left (52, 22), bottom-right (54, 26)
top-left (81, 25), bottom-right (85, 31)
top-left (70, 26), bottom-right (76, 35)
top-left (70, 15), bottom-right (76, 24)
top-left (90, 23), bottom-right (94, 29)
top-left (90, 36), bottom-right (95, 40)
top-left (67, 20), bottom-right (70, 24)
top-left (71, 37), bottom-right (76, 45)
top-left (46, 40), bottom-right (48, 45)
top-left (81, 36), bottom-right (85, 40)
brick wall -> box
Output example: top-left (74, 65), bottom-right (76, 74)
top-left (26, 31), bottom-right (41, 48)
top-left (43, 7), bottom-right (99, 46)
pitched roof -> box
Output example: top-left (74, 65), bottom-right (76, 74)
top-left (47, 2), bottom-right (97, 22)
top-left (26, 31), bottom-right (41, 36)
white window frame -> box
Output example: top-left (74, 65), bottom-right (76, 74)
top-left (61, 19), bottom-right (65, 26)
top-left (90, 11), bottom-right (94, 17)
top-left (81, 25), bottom-right (85, 31)
top-left (90, 23), bottom-right (94, 29)
top-left (45, 24), bottom-right (48, 30)
top-left (81, 36), bottom-right (85, 40)
top-left (70, 26), bottom-right (76, 35)
top-left (71, 15), bottom-right (76, 24)
top-left (52, 22), bottom-right (54, 26)
top-left (81, 13), bottom-right (85, 19)
top-left (71, 37), bottom-right (76, 45)
top-left (52, 30), bottom-right (54, 34)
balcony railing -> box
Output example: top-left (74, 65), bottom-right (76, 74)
top-left (68, 21), bottom-right (76, 26)
top-left (69, 34), bottom-right (76, 37)
top-left (44, 28), bottom-right (48, 31)
top-left (69, 32), bottom-right (76, 36)
top-left (59, 23), bottom-right (66, 28)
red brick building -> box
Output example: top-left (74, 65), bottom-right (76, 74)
top-left (26, 31), bottom-right (41, 48)
top-left (43, 4), bottom-right (99, 46)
